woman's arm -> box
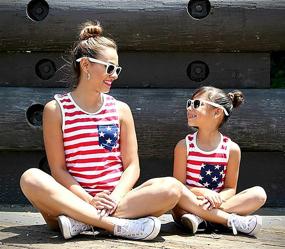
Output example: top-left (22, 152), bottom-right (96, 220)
top-left (43, 100), bottom-right (94, 203)
top-left (109, 101), bottom-right (140, 203)
top-left (219, 141), bottom-right (241, 201)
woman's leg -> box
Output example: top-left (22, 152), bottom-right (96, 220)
top-left (20, 168), bottom-right (114, 232)
top-left (219, 186), bottom-right (267, 215)
top-left (113, 177), bottom-right (182, 218)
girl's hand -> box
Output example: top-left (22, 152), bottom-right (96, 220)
top-left (197, 196), bottom-right (212, 210)
top-left (89, 191), bottom-right (117, 215)
top-left (203, 190), bottom-right (223, 209)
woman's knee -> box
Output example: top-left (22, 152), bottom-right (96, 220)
top-left (251, 186), bottom-right (267, 205)
top-left (158, 177), bottom-right (182, 201)
top-left (20, 168), bottom-right (50, 195)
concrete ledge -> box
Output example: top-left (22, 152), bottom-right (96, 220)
top-left (0, 206), bottom-right (285, 249)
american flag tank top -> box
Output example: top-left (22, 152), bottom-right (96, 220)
top-left (54, 92), bottom-right (123, 196)
top-left (185, 132), bottom-right (231, 192)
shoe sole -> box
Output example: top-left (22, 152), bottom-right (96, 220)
top-left (181, 215), bottom-right (198, 234)
top-left (58, 215), bottom-right (72, 239)
top-left (142, 217), bottom-right (161, 240)
top-left (248, 215), bottom-right (262, 236)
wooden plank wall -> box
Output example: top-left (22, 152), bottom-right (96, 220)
top-left (1, 1), bottom-right (285, 52)
top-left (0, 0), bottom-right (284, 206)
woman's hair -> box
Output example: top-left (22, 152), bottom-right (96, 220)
top-left (192, 86), bottom-right (244, 127)
top-left (71, 21), bottom-right (117, 87)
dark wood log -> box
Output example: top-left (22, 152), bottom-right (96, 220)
top-left (0, 88), bottom-right (284, 153)
top-left (1, 1), bottom-right (285, 52)
top-left (0, 52), bottom-right (270, 88)
top-left (1, 151), bottom-right (284, 207)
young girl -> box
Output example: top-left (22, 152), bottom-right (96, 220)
top-left (172, 86), bottom-right (267, 236)
top-left (20, 21), bottom-right (182, 241)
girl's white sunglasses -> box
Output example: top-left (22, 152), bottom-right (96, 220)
top-left (186, 99), bottom-right (229, 116)
top-left (76, 57), bottom-right (122, 76)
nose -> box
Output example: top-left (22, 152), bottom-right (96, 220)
top-left (110, 71), bottom-right (118, 80)
top-left (186, 104), bottom-right (193, 111)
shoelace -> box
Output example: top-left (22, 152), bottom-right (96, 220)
top-left (229, 216), bottom-right (251, 235)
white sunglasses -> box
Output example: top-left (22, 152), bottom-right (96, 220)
top-left (76, 57), bottom-right (122, 76)
top-left (186, 99), bottom-right (229, 116)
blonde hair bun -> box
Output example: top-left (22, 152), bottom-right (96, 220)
top-left (79, 21), bottom-right (103, 41)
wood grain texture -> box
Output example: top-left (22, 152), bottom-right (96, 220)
top-left (0, 151), bottom-right (284, 207)
top-left (0, 88), bottom-right (284, 153)
top-left (0, 1), bottom-right (285, 52)
top-left (0, 52), bottom-right (270, 88)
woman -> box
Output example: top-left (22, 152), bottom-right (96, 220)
top-left (20, 21), bottom-right (181, 240)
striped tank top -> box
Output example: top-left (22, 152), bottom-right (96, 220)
top-left (185, 132), bottom-right (231, 192)
top-left (54, 92), bottom-right (123, 196)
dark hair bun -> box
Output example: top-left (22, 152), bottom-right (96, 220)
top-left (228, 90), bottom-right (244, 108)
top-left (79, 21), bottom-right (103, 41)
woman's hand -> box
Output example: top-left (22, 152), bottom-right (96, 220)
top-left (89, 191), bottom-right (118, 216)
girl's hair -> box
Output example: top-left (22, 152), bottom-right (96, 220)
top-left (71, 21), bottom-right (117, 87)
top-left (192, 86), bottom-right (244, 127)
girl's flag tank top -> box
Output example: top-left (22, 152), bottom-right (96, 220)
top-left (185, 132), bottom-right (231, 192)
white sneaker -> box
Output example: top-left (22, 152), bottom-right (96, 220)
top-left (227, 214), bottom-right (262, 236)
top-left (181, 213), bottom-right (205, 234)
top-left (112, 216), bottom-right (161, 240)
top-left (58, 215), bottom-right (92, 239)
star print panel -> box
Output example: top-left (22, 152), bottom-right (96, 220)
top-left (98, 124), bottom-right (119, 151)
top-left (199, 164), bottom-right (226, 190)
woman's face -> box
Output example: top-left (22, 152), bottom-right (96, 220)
top-left (88, 47), bottom-right (120, 93)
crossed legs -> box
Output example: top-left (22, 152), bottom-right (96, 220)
top-left (173, 184), bottom-right (267, 225)
top-left (20, 168), bottom-right (181, 230)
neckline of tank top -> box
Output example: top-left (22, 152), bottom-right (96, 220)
top-left (192, 131), bottom-right (224, 155)
top-left (67, 92), bottom-right (105, 115)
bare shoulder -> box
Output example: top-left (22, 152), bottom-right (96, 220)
top-left (229, 140), bottom-right (241, 154)
top-left (175, 138), bottom-right (187, 153)
top-left (116, 100), bottom-right (131, 112)
top-left (229, 140), bottom-right (241, 161)
top-left (116, 100), bottom-right (132, 121)
top-left (43, 100), bottom-right (61, 123)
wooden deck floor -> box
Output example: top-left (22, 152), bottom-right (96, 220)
top-left (0, 206), bottom-right (284, 249)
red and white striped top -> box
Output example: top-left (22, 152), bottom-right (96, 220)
top-left (54, 92), bottom-right (123, 196)
top-left (185, 132), bottom-right (231, 192)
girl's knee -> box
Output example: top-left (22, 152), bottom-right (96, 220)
top-left (252, 186), bottom-right (267, 205)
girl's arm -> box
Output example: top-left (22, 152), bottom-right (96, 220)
top-left (219, 141), bottom-right (241, 201)
top-left (43, 100), bottom-right (94, 203)
top-left (109, 101), bottom-right (140, 203)
top-left (173, 139), bottom-right (188, 184)
top-left (173, 138), bottom-right (223, 208)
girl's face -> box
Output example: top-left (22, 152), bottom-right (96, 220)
top-left (87, 47), bottom-right (120, 93)
top-left (186, 93), bottom-right (218, 128)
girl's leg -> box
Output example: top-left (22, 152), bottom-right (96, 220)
top-left (219, 186), bottom-right (267, 215)
top-left (174, 183), bottom-right (230, 225)
top-left (113, 177), bottom-right (182, 218)
top-left (172, 183), bottom-right (264, 236)
top-left (20, 168), bottom-right (115, 232)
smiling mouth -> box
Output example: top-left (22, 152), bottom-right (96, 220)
top-left (104, 80), bottom-right (112, 86)
top-left (188, 114), bottom-right (197, 119)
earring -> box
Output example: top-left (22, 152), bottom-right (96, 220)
top-left (87, 72), bottom-right (91, 80)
